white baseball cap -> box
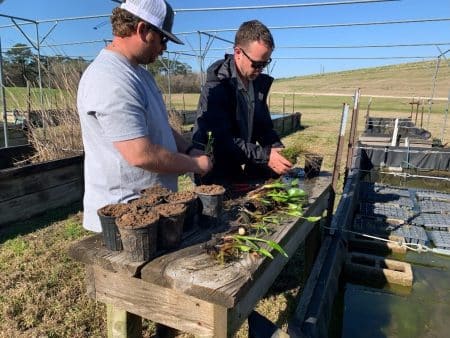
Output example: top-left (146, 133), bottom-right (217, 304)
top-left (120, 0), bottom-right (184, 45)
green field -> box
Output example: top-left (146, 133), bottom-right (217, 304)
top-left (1, 60), bottom-right (449, 337)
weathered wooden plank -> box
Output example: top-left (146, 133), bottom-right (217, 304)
top-left (140, 176), bottom-right (331, 309)
top-left (90, 265), bottom-right (226, 337)
top-left (69, 235), bottom-right (146, 277)
top-left (0, 179), bottom-right (83, 226)
top-left (0, 155), bottom-right (82, 178)
top-left (0, 163), bottom-right (82, 202)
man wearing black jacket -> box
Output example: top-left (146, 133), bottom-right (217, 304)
top-left (192, 20), bottom-right (292, 186)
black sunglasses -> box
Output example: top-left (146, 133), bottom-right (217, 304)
top-left (240, 48), bottom-right (272, 69)
top-left (147, 24), bottom-right (169, 45)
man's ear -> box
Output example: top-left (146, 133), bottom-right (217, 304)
top-left (136, 21), bottom-right (149, 41)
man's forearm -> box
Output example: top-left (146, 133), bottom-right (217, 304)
top-left (114, 136), bottom-right (205, 175)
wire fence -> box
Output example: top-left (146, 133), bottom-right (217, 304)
top-left (0, 0), bottom-right (449, 148)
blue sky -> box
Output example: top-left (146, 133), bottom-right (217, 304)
top-left (0, 0), bottom-right (449, 78)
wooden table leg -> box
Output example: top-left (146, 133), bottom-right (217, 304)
top-left (107, 303), bottom-right (142, 338)
top-left (203, 304), bottom-right (228, 338)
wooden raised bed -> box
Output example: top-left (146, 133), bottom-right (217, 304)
top-left (0, 155), bottom-right (83, 227)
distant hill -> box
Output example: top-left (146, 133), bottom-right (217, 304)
top-left (272, 61), bottom-right (450, 99)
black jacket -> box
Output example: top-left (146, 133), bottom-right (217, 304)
top-left (192, 54), bottom-right (283, 184)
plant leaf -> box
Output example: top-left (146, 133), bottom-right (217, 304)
top-left (305, 216), bottom-right (322, 222)
top-left (265, 240), bottom-right (288, 257)
top-left (257, 248), bottom-right (274, 259)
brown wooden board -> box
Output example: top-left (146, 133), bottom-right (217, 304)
top-left (0, 179), bottom-right (83, 226)
top-left (0, 163), bottom-right (82, 201)
top-left (88, 265), bottom-right (228, 337)
top-left (68, 235), bottom-right (147, 277)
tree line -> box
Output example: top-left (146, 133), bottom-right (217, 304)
top-left (2, 43), bottom-right (200, 93)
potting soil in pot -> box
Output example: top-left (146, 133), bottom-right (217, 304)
top-left (116, 211), bottom-right (159, 262)
top-left (140, 184), bottom-right (171, 198)
top-left (195, 184), bottom-right (226, 228)
top-left (129, 194), bottom-right (164, 210)
top-left (165, 191), bottom-right (198, 231)
top-left (153, 203), bottom-right (187, 250)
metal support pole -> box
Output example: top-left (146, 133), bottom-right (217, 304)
top-left (0, 37), bottom-right (8, 148)
top-left (365, 96), bottom-right (372, 128)
top-left (441, 90), bottom-right (450, 144)
top-left (292, 92), bottom-right (295, 113)
top-left (391, 118), bottom-right (399, 146)
top-left (345, 88), bottom-right (360, 177)
top-left (426, 56), bottom-right (440, 129)
top-left (326, 103), bottom-right (349, 226)
top-left (332, 103), bottom-right (350, 192)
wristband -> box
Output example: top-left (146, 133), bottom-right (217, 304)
top-left (185, 145), bottom-right (196, 155)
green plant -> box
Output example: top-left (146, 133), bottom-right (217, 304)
top-left (280, 147), bottom-right (302, 163)
top-left (231, 235), bottom-right (288, 259)
top-left (205, 131), bottom-right (214, 156)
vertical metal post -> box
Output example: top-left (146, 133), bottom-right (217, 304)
top-left (326, 103), bottom-right (349, 226)
top-left (35, 22), bottom-right (46, 139)
top-left (282, 95), bottom-right (285, 114)
top-left (345, 88), bottom-right (360, 177)
top-left (426, 56), bottom-right (441, 128)
top-left (166, 52), bottom-right (172, 112)
top-left (0, 37), bottom-right (8, 148)
top-left (441, 90), bottom-right (449, 144)
top-left (391, 118), bottom-right (399, 147)
top-left (198, 31), bottom-right (204, 89)
top-left (332, 103), bottom-right (350, 192)
top-left (292, 92), bottom-right (295, 113)
top-left (365, 97), bottom-right (372, 129)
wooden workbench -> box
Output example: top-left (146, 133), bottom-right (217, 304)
top-left (69, 175), bottom-right (331, 337)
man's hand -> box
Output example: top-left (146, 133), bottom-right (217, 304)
top-left (268, 148), bottom-right (292, 175)
top-left (191, 154), bottom-right (213, 176)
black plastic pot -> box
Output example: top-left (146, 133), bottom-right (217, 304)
top-left (116, 213), bottom-right (159, 262)
top-left (304, 153), bottom-right (323, 179)
top-left (195, 187), bottom-right (225, 228)
top-left (97, 208), bottom-right (122, 251)
top-left (154, 203), bottom-right (187, 250)
top-left (165, 193), bottom-right (199, 231)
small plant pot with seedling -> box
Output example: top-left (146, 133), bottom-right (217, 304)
top-left (97, 203), bottom-right (132, 251)
top-left (153, 203), bottom-right (187, 250)
top-left (304, 153), bottom-right (323, 179)
top-left (165, 191), bottom-right (198, 231)
top-left (195, 184), bottom-right (226, 228)
top-left (116, 211), bottom-right (159, 262)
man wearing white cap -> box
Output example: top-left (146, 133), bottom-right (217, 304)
top-left (77, 0), bottom-right (212, 233)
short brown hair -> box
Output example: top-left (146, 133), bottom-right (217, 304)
top-left (110, 7), bottom-right (145, 37)
top-left (235, 20), bottom-right (275, 50)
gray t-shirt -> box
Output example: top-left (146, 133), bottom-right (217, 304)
top-left (77, 49), bottom-right (177, 232)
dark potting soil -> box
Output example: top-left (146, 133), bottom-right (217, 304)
top-left (116, 211), bottom-right (159, 229)
top-left (98, 203), bottom-right (131, 218)
top-left (153, 203), bottom-right (186, 217)
top-left (165, 191), bottom-right (197, 203)
top-left (129, 194), bottom-right (164, 208)
top-left (140, 185), bottom-right (171, 197)
top-left (195, 184), bottom-right (225, 195)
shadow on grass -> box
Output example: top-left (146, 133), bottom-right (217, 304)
top-left (0, 202), bottom-right (82, 244)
